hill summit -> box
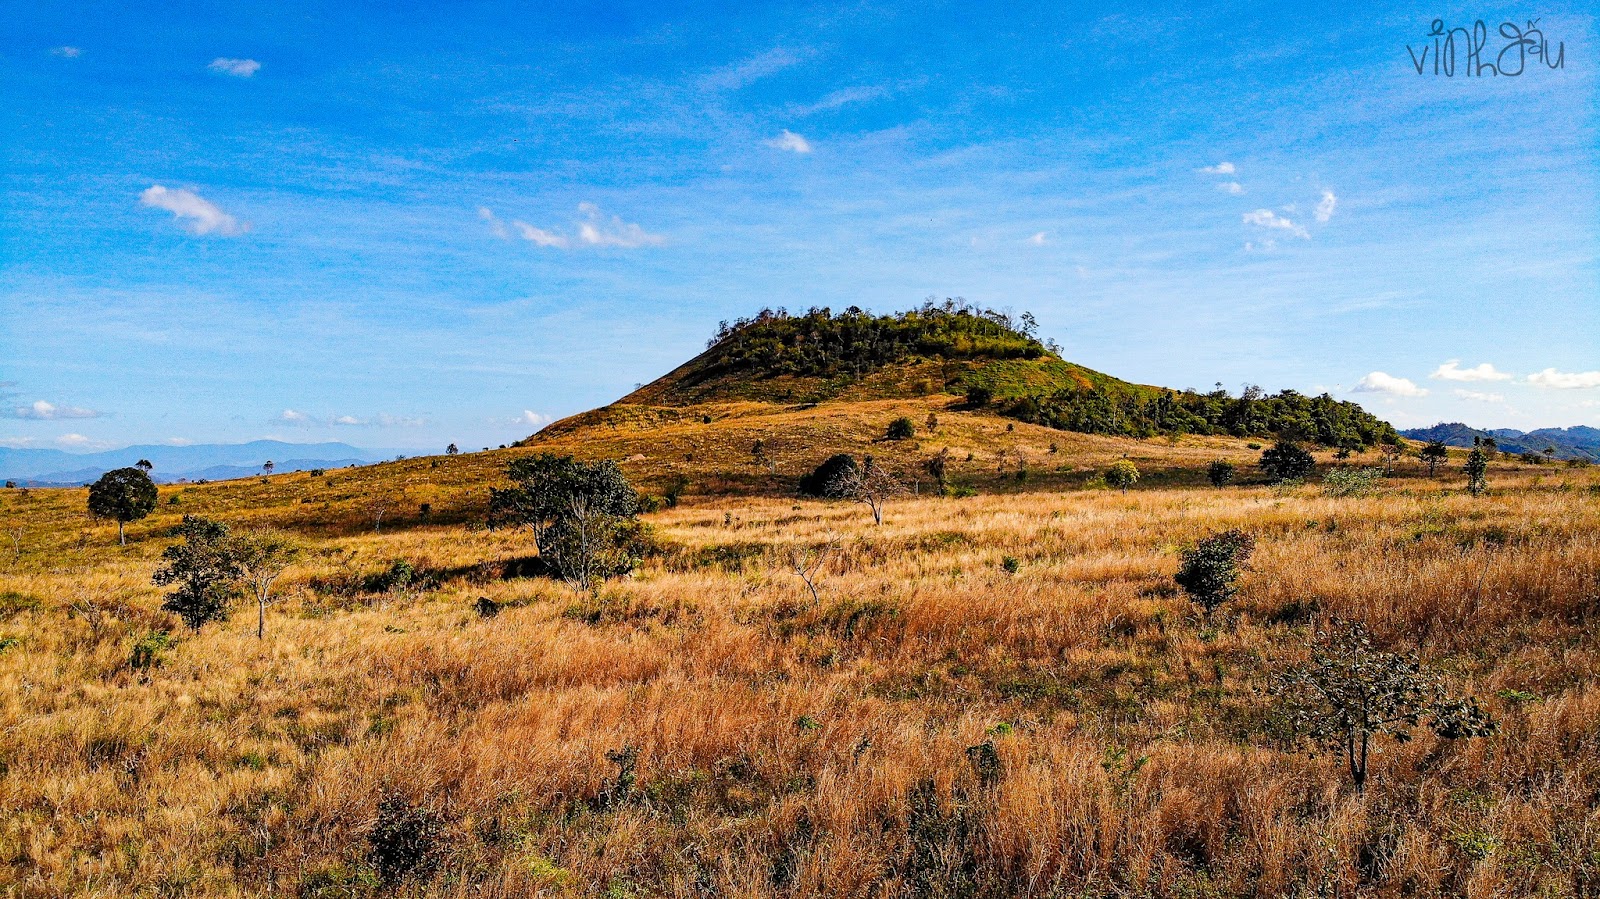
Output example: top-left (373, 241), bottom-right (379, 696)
top-left (618, 299), bottom-right (1139, 407)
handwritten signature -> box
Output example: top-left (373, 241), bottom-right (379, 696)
top-left (1408, 18), bottom-right (1565, 76)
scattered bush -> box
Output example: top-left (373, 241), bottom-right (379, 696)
top-left (1322, 467), bottom-right (1383, 497)
top-left (1206, 459), bottom-right (1235, 488)
top-left (1260, 440), bottom-right (1315, 483)
top-left (798, 454), bottom-right (859, 498)
top-left (488, 454), bottom-right (646, 592)
top-left (368, 793), bottom-right (443, 885)
top-left (886, 417), bottom-right (916, 440)
top-left (87, 467), bottom-right (158, 545)
top-left (1173, 529), bottom-right (1255, 614)
top-left (1105, 459), bottom-right (1139, 493)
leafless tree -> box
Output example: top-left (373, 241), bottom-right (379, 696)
top-left (827, 456), bottom-right (909, 525)
top-left (789, 538), bottom-right (838, 606)
top-left (368, 497), bottom-right (393, 533)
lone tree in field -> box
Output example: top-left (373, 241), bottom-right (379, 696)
top-left (262, 460), bottom-right (275, 475)
top-left (153, 515), bottom-right (244, 631)
top-left (1464, 442), bottom-right (1489, 496)
top-left (1174, 529), bottom-right (1255, 615)
top-left (751, 439), bottom-right (778, 475)
top-left (1206, 460), bottom-right (1235, 488)
top-left (886, 416), bottom-right (916, 440)
top-left (446, 443), bottom-right (459, 456)
top-left (924, 448), bottom-right (950, 496)
top-left (1260, 440), bottom-right (1315, 483)
top-left (135, 459), bottom-right (153, 472)
top-left (489, 454), bottom-right (645, 592)
top-left (232, 530), bottom-right (303, 639)
top-left (1271, 619), bottom-right (1495, 794)
top-left (1379, 441), bottom-right (1405, 475)
top-left (1419, 440), bottom-right (1449, 476)
top-left (827, 455), bottom-right (908, 525)
top-left (1105, 459), bottom-right (1139, 493)
top-left (88, 467), bottom-right (159, 545)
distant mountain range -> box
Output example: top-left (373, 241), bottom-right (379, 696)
top-left (0, 440), bottom-right (410, 486)
top-left (1400, 423), bottom-right (1600, 461)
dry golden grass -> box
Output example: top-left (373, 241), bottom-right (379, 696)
top-left (1, 423), bottom-right (1597, 897)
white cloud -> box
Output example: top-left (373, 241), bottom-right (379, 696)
top-left (1315, 190), bottom-right (1338, 222)
top-left (377, 413), bottom-right (425, 427)
top-left (516, 410), bottom-right (552, 428)
top-left (333, 415), bottom-right (365, 426)
top-left (789, 85), bottom-right (890, 116)
top-left (140, 185), bottom-right (246, 236)
top-left (209, 57), bottom-right (260, 77)
top-left (0, 437), bottom-right (42, 448)
top-left (1353, 372), bottom-right (1429, 397)
top-left (512, 220), bottom-right (570, 248)
top-left (51, 46), bottom-right (81, 58)
top-left (1242, 209), bottom-right (1309, 239)
top-left (56, 433), bottom-right (92, 446)
top-left (1200, 162), bottom-right (1236, 175)
top-left (6, 400), bottom-right (101, 420)
top-left (1218, 181), bottom-right (1243, 194)
top-left (279, 409), bottom-right (311, 423)
top-left (1431, 360), bottom-right (1511, 382)
top-left (1454, 389), bottom-right (1505, 403)
top-left (576, 202), bottom-right (664, 248)
top-left (1026, 232), bottom-right (1047, 246)
top-left (1527, 368), bottom-right (1600, 389)
top-left (1243, 239), bottom-right (1277, 252)
top-left (764, 129), bottom-right (813, 153)
top-left (478, 206), bottom-right (509, 239)
top-left (163, 437), bottom-right (194, 446)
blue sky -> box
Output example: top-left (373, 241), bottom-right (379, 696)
top-left (2, 1), bottom-right (1596, 452)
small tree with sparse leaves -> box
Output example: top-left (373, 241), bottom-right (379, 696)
top-left (1270, 619), bottom-right (1495, 794)
top-left (1465, 443), bottom-right (1489, 496)
top-left (1420, 440), bottom-right (1449, 476)
top-left (1173, 529), bottom-right (1255, 614)
top-left (232, 529), bottom-right (302, 638)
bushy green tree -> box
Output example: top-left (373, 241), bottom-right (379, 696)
top-left (153, 516), bottom-right (243, 631)
top-left (88, 467), bottom-right (158, 545)
top-left (886, 417), bottom-right (916, 440)
top-left (1105, 459), bottom-right (1139, 493)
top-left (1173, 529), bottom-right (1255, 614)
top-left (1260, 441), bottom-right (1315, 483)
top-left (1271, 620), bottom-right (1495, 793)
top-left (488, 455), bottom-right (644, 591)
top-left (1206, 460), bottom-right (1235, 488)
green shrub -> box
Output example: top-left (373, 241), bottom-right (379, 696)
top-left (1105, 460), bottom-right (1139, 492)
top-left (1206, 460), bottom-right (1235, 488)
top-left (1174, 529), bottom-right (1255, 614)
top-left (886, 417), bottom-right (916, 440)
top-left (799, 454), bottom-right (859, 498)
top-left (1260, 441), bottom-right (1315, 482)
top-left (1321, 467), bottom-right (1383, 497)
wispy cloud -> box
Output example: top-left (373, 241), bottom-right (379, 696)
top-left (1199, 161), bottom-right (1235, 175)
top-left (1431, 360), bottom-right (1511, 382)
top-left (512, 220), bottom-right (569, 248)
top-left (279, 409), bottom-right (312, 424)
top-left (488, 203), bottom-right (663, 250)
top-left (788, 85), bottom-right (890, 116)
top-left (140, 185), bottom-right (246, 236)
top-left (515, 410), bottom-right (552, 428)
top-left (1027, 232), bottom-right (1048, 246)
top-left (51, 46), bottom-right (81, 58)
top-left (700, 47), bottom-right (804, 91)
top-left (1527, 368), bottom-right (1600, 389)
top-left (280, 409), bottom-right (425, 427)
top-left (1242, 208), bottom-right (1309, 239)
top-left (1315, 190), bottom-right (1338, 223)
top-left (1454, 389), bottom-right (1505, 403)
top-left (477, 206), bottom-right (509, 239)
top-left (764, 129), bottom-right (813, 153)
top-left (209, 57), bottom-right (261, 77)
top-left (1353, 371), bottom-right (1428, 397)
top-left (4, 400), bottom-right (102, 420)
top-left (1218, 181), bottom-right (1243, 194)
